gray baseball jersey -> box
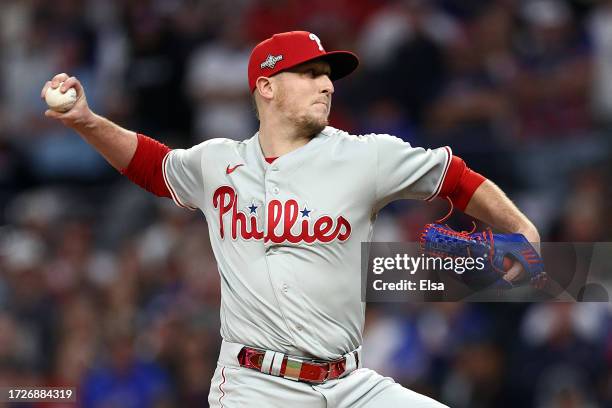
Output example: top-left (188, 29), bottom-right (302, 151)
top-left (162, 126), bottom-right (451, 360)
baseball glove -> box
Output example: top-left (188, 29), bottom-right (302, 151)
top-left (419, 223), bottom-right (547, 290)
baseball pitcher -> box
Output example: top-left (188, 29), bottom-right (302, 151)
top-left (42, 31), bottom-right (540, 407)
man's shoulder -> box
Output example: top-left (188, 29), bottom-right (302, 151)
top-left (184, 136), bottom-right (252, 153)
top-left (321, 127), bottom-right (400, 146)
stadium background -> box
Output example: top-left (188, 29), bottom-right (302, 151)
top-left (0, 0), bottom-right (611, 406)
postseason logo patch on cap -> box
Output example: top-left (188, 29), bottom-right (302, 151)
top-left (260, 54), bottom-right (283, 69)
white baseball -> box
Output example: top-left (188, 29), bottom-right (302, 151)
top-left (45, 82), bottom-right (77, 112)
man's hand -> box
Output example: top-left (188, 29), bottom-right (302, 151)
top-left (463, 180), bottom-right (546, 288)
top-left (41, 73), bottom-right (94, 128)
top-left (421, 223), bottom-right (546, 290)
top-left (501, 226), bottom-right (544, 287)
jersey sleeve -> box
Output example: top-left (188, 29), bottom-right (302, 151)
top-left (162, 142), bottom-right (209, 210)
top-left (373, 134), bottom-right (451, 209)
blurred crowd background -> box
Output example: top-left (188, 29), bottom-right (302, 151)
top-left (0, 0), bottom-right (611, 407)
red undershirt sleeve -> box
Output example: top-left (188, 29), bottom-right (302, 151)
top-left (120, 133), bottom-right (172, 198)
top-left (437, 155), bottom-right (486, 211)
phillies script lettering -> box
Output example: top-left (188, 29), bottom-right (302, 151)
top-left (213, 186), bottom-right (351, 243)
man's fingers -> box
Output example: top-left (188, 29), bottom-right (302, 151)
top-left (53, 73), bottom-right (69, 81)
top-left (50, 73), bottom-right (69, 88)
top-left (529, 271), bottom-right (548, 290)
top-left (41, 81), bottom-right (51, 99)
top-left (43, 73), bottom-right (71, 101)
top-left (61, 76), bottom-right (83, 97)
top-left (502, 261), bottom-right (524, 283)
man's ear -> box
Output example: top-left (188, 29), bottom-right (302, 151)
top-left (255, 77), bottom-right (274, 100)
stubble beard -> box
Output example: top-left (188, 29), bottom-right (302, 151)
top-left (295, 112), bottom-right (327, 138)
top-left (277, 88), bottom-right (328, 138)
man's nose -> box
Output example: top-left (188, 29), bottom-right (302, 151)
top-left (321, 75), bottom-right (334, 95)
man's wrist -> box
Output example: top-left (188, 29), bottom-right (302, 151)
top-left (72, 109), bottom-right (98, 130)
top-left (519, 226), bottom-right (540, 243)
top-left (516, 223), bottom-right (541, 255)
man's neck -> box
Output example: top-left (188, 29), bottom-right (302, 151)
top-left (257, 121), bottom-right (320, 158)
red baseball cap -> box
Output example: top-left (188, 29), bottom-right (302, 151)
top-left (248, 31), bottom-right (359, 92)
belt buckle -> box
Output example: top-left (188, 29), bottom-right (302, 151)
top-left (283, 356), bottom-right (303, 381)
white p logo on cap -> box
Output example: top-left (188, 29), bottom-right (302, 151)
top-left (309, 33), bottom-right (324, 52)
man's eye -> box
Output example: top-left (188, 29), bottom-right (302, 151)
top-left (302, 69), bottom-right (328, 77)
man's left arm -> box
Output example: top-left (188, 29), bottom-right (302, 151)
top-left (464, 179), bottom-right (540, 244)
top-left (438, 156), bottom-right (539, 242)
top-left (438, 156), bottom-right (540, 283)
top-left (463, 179), bottom-right (541, 282)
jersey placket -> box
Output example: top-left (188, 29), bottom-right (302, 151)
top-left (261, 161), bottom-right (306, 337)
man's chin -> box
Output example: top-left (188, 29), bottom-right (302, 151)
top-left (297, 116), bottom-right (327, 137)
top-left (309, 121), bottom-right (327, 136)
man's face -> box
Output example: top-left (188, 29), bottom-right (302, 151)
top-left (272, 60), bottom-right (334, 135)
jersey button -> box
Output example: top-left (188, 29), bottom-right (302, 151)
top-left (296, 324), bottom-right (303, 331)
top-left (271, 166), bottom-right (279, 171)
top-left (272, 187), bottom-right (280, 194)
top-left (282, 284), bottom-right (289, 293)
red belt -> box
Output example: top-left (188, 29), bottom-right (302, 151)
top-left (237, 346), bottom-right (359, 384)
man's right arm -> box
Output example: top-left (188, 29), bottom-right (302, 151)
top-left (41, 73), bottom-right (137, 171)
top-left (42, 73), bottom-right (172, 198)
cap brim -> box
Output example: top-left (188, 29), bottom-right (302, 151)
top-left (318, 51), bottom-right (360, 81)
